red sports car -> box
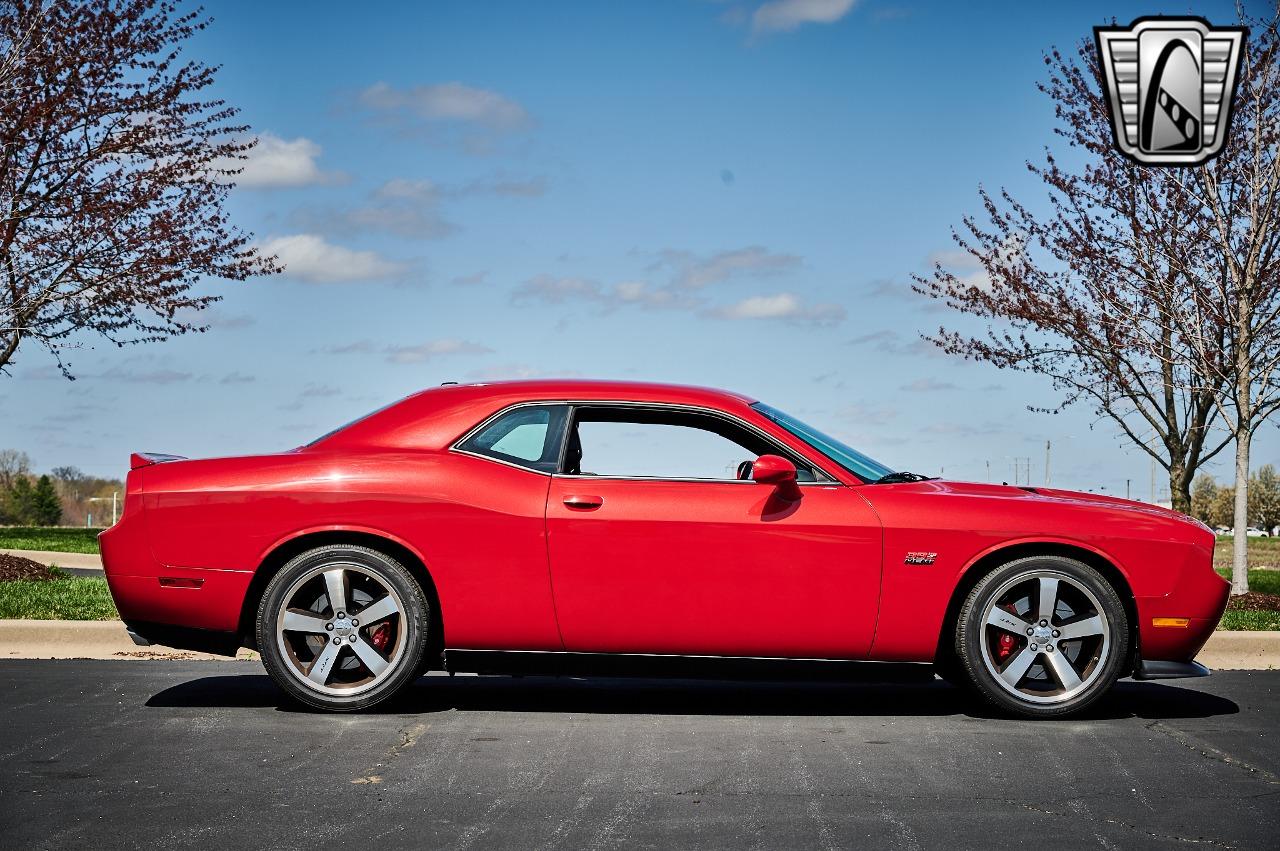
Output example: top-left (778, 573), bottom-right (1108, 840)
top-left (100, 380), bottom-right (1229, 717)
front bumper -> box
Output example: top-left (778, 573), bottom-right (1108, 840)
top-left (1133, 659), bottom-right (1211, 680)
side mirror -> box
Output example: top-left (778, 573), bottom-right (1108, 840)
top-left (751, 454), bottom-right (801, 501)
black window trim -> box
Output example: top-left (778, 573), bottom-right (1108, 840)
top-left (450, 399), bottom-right (837, 484)
top-left (450, 401), bottom-right (573, 475)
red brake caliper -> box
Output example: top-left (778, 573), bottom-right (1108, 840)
top-left (996, 603), bottom-right (1021, 661)
top-left (370, 622), bottom-right (391, 652)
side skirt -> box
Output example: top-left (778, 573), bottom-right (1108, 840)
top-left (442, 650), bottom-right (936, 683)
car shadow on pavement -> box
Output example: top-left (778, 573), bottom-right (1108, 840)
top-left (146, 672), bottom-right (1239, 721)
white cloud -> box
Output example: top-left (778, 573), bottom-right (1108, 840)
top-left (752, 0), bottom-right (857, 34)
top-left (374, 178), bottom-right (441, 201)
top-left (457, 175), bottom-right (548, 198)
top-left (837, 401), bottom-right (898, 427)
top-left (659, 245), bottom-right (802, 289)
top-left (222, 134), bottom-right (341, 188)
top-left (849, 330), bottom-right (946, 359)
top-left (260, 234), bottom-right (407, 283)
top-left (295, 174), bottom-right (544, 241)
top-left (359, 82), bottom-right (530, 130)
top-left (512, 275), bottom-right (603, 304)
top-left (383, 339), bottom-right (493, 365)
top-left (512, 275), bottom-right (693, 310)
top-left (452, 271), bottom-right (488, 286)
top-left (900, 377), bottom-right (958, 393)
top-left (300, 383), bottom-right (342, 398)
top-left (708, 292), bottom-right (845, 324)
top-left (315, 340), bottom-right (376, 355)
top-left (464, 363), bottom-right (583, 381)
top-left (610, 280), bottom-right (687, 308)
top-left (99, 366), bottom-right (192, 384)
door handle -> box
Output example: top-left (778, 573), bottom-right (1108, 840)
top-left (562, 494), bottom-right (604, 510)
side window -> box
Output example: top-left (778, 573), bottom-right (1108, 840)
top-left (457, 404), bottom-right (568, 473)
top-left (565, 407), bottom-right (817, 481)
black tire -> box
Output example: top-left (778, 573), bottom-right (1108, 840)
top-left (256, 544), bottom-right (430, 712)
top-left (955, 555), bottom-right (1129, 719)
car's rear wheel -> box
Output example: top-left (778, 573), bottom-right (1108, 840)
top-left (256, 545), bottom-right (429, 711)
top-left (955, 555), bottom-right (1129, 718)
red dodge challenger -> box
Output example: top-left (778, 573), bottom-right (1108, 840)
top-left (101, 380), bottom-right (1229, 717)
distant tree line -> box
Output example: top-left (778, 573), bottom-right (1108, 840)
top-left (1191, 466), bottom-right (1280, 534)
top-left (0, 449), bottom-right (123, 527)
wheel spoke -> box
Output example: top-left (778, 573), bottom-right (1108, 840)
top-left (1044, 649), bottom-right (1083, 691)
top-left (999, 647), bottom-right (1038, 688)
top-left (282, 610), bottom-right (329, 634)
top-left (987, 606), bottom-right (1033, 635)
top-left (323, 569), bottom-right (347, 616)
top-left (358, 595), bottom-right (400, 624)
top-left (307, 641), bottom-right (342, 686)
top-left (351, 638), bottom-right (389, 677)
top-left (1037, 577), bottom-right (1060, 622)
top-left (1057, 615), bottom-right (1105, 641)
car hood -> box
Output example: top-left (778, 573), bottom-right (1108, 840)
top-left (891, 479), bottom-right (1198, 524)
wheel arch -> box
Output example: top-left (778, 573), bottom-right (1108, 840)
top-left (933, 540), bottom-right (1140, 672)
top-left (238, 528), bottom-right (444, 659)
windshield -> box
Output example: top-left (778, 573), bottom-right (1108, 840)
top-left (751, 402), bottom-right (896, 483)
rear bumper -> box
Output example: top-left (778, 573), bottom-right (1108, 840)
top-left (101, 511), bottom-right (251, 635)
top-left (123, 620), bottom-right (240, 657)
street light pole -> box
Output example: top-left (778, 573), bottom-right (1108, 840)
top-left (86, 492), bottom-right (120, 527)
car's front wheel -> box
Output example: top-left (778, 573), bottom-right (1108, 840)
top-left (256, 544), bottom-right (430, 711)
top-left (955, 555), bottom-right (1129, 718)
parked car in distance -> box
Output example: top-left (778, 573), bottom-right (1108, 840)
top-left (100, 380), bottom-right (1230, 717)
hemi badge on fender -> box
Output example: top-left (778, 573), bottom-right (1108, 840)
top-left (904, 552), bottom-right (937, 566)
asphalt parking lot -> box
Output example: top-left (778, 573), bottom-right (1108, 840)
top-left (0, 661), bottom-right (1276, 850)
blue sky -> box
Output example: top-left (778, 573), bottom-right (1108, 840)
top-left (2, 0), bottom-right (1275, 497)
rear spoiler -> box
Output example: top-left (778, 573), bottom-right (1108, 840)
top-left (130, 452), bottom-right (187, 470)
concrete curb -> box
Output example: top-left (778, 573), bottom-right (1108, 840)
top-left (1, 548), bottom-right (103, 571)
top-left (1194, 630), bottom-right (1280, 671)
top-left (0, 620), bottom-right (1275, 669)
top-left (0, 620), bottom-right (257, 661)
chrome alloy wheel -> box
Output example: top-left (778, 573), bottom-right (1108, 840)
top-left (980, 570), bottom-right (1111, 705)
top-left (274, 562), bottom-right (407, 697)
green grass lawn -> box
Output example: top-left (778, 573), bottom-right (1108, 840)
top-left (1214, 535), bottom-right (1280, 570)
top-left (1219, 609), bottom-right (1280, 630)
top-left (0, 577), bottom-right (118, 620)
top-left (0, 526), bottom-right (104, 554)
top-left (1215, 568), bottom-right (1280, 630)
top-left (1217, 567), bottom-right (1280, 595)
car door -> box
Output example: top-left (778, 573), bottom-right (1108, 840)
top-left (545, 404), bottom-right (883, 659)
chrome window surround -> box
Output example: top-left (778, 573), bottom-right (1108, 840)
top-left (449, 399), bottom-right (839, 485)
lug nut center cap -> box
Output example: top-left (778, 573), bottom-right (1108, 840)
top-left (1032, 625), bottom-right (1053, 645)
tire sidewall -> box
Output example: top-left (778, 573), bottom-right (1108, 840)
top-left (957, 555), bottom-right (1130, 718)
top-left (256, 545), bottom-right (429, 712)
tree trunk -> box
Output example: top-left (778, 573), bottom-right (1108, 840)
top-left (1231, 428), bottom-right (1251, 595)
top-left (1169, 459), bottom-right (1192, 514)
